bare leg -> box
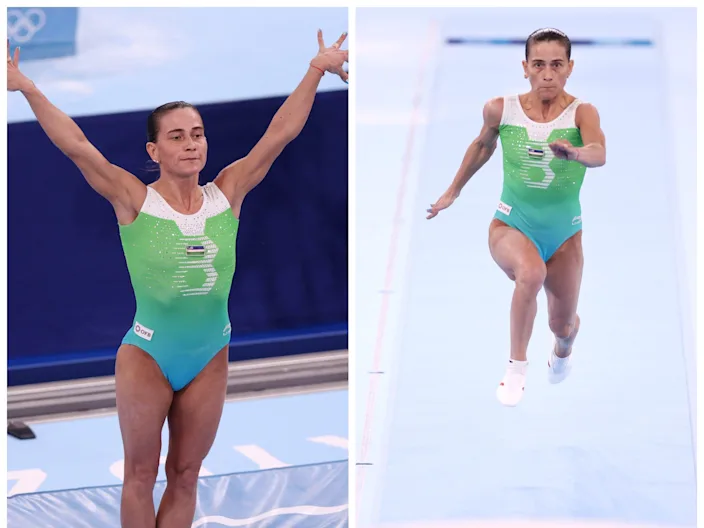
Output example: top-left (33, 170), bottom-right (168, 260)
top-left (116, 345), bottom-right (173, 528)
top-left (488, 219), bottom-right (547, 361)
top-left (545, 230), bottom-right (584, 358)
top-left (155, 346), bottom-right (229, 528)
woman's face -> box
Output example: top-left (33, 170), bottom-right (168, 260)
top-left (147, 107), bottom-right (207, 177)
top-left (522, 41), bottom-right (573, 101)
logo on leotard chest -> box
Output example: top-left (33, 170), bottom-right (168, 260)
top-left (175, 237), bottom-right (220, 297)
top-left (527, 146), bottom-right (545, 159)
top-left (186, 245), bottom-right (205, 256)
top-left (522, 143), bottom-right (554, 189)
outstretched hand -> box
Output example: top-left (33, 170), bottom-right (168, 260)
top-left (7, 40), bottom-right (31, 92)
top-left (426, 192), bottom-right (457, 219)
top-left (310, 30), bottom-right (348, 83)
top-left (549, 139), bottom-right (579, 161)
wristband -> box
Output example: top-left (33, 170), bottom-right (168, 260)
top-left (310, 64), bottom-right (325, 75)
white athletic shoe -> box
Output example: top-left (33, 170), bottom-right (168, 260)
top-left (547, 345), bottom-right (573, 384)
top-left (496, 360), bottom-right (528, 406)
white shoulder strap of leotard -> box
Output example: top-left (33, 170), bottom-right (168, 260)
top-left (562, 98), bottom-right (584, 127)
top-left (499, 94), bottom-right (518, 127)
top-left (202, 181), bottom-right (233, 214)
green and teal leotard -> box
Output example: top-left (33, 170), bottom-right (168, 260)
top-left (119, 182), bottom-right (238, 391)
top-left (494, 94), bottom-right (587, 261)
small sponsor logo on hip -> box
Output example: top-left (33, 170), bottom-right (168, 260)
top-left (572, 215), bottom-right (582, 225)
top-left (134, 321), bottom-right (154, 341)
top-left (497, 201), bottom-right (512, 215)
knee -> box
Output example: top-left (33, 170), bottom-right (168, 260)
top-left (123, 459), bottom-right (159, 490)
top-left (165, 460), bottom-right (201, 492)
top-left (514, 265), bottom-right (546, 296)
top-left (549, 317), bottom-right (575, 339)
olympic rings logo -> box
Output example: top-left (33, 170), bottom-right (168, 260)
top-left (7, 8), bottom-right (47, 44)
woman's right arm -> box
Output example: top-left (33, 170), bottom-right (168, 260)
top-left (8, 43), bottom-right (144, 215)
top-left (426, 97), bottom-right (503, 219)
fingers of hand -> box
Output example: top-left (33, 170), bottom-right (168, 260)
top-left (426, 204), bottom-right (440, 219)
top-left (313, 31), bottom-right (348, 81)
top-left (332, 32), bottom-right (347, 49)
top-left (549, 143), bottom-right (566, 154)
top-left (7, 41), bottom-right (20, 67)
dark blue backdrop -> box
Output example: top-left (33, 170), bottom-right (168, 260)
top-left (8, 89), bottom-right (348, 385)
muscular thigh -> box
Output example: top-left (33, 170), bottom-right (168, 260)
top-left (488, 218), bottom-right (545, 283)
top-left (544, 231), bottom-right (584, 319)
top-left (115, 345), bottom-right (173, 473)
top-left (166, 346), bottom-right (229, 470)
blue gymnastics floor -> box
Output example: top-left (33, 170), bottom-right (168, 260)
top-left (8, 388), bottom-right (348, 496)
top-left (8, 388), bottom-right (348, 527)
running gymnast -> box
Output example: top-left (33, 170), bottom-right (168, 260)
top-left (7, 30), bottom-right (348, 527)
top-left (426, 28), bottom-right (606, 407)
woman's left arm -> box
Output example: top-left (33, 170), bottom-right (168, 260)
top-left (214, 29), bottom-right (348, 214)
top-left (573, 103), bottom-right (606, 168)
top-left (548, 103), bottom-right (606, 168)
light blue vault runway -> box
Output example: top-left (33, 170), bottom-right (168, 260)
top-left (355, 8), bottom-right (696, 528)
